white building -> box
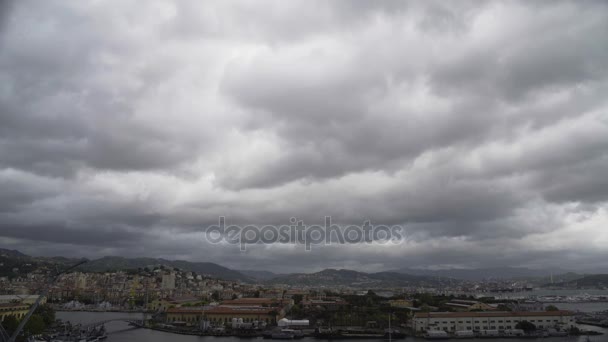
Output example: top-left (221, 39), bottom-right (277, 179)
top-left (162, 273), bottom-right (176, 289)
top-left (0, 295), bottom-right (44, 305)
top-left (413, 311), bottom-right (575, 333)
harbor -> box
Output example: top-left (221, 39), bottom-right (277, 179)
top-left (47, 311), bottom-right (607, 342)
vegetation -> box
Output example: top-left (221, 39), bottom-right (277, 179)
top-left (515, 320), bottom-right (536, 333)
top-left (0, 304), bottom-right (56, 341)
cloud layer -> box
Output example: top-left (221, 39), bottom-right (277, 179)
top-left (1, 0), bottom-right (607, 273)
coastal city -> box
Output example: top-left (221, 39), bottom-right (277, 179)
top-left (1, 249), bottom-right (607, 341)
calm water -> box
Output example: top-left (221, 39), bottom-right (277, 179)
top-left (56, 311), bottom-right (608, 342)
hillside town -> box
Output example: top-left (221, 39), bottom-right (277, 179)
top-left (1, 259), bottom-right (606, 340)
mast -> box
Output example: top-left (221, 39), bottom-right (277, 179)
top-left (388, 312), bottom-right (392, 342)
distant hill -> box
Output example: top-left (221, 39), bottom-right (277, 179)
top-left (237, 269), bottom-right (281, 281)
top-left (0, 248), bottom-right (28, 258)
top-left (77, 256), bottom-right (252, 282)
top-left (549, 274), bottom-right (608, 288)
top-left (0, 249), bottom-right (252, 282)
top-left (393, 267), bottom-right (568, 281)
top-left (267, 268), bottom-right (460, 288)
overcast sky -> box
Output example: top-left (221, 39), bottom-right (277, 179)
top-left (1, 1), bottom-right (607, 273)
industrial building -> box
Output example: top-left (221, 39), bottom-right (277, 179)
top-left (413, 310), bottom-right (575, 333)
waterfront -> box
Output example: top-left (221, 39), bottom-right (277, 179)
top-left (56, 311), bottom-right (608, 342)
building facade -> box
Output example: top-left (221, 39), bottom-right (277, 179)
top-left (166, 307), bottom-right (278, 325)
top-left (413, 311), bottom-right (575, 333)
top-left (0, 303), bottom-right (29, 322)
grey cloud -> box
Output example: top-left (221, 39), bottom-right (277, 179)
top-left (1, 0), bottom-right (607, 272)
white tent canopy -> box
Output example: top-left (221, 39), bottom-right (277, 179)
top-left (278, 318), bottom-right (310, 327)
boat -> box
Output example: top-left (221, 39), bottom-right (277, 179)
top-left (272, 329), bottom-right (297, 339)
top-left (314, 329), bottom-right (384, 340)
top-left (383, 328), bottom-right (406, 339)
top-left (547, 328), bottom-right (568, 337)
top-left (477, 329), bottom-right (500, 338)
top-left (454, 330), bottom-right (475, 338)
top-left (424, 330), bottom-right (449, 340)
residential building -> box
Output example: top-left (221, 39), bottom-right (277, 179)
top-left (162, 273), bottom-right (176, 290)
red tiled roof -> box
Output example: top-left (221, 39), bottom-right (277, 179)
top-left (167, 306), bottom-right (276, 315)
top-left (166, 308), bottom-right (204, 314)
top-left (221, 298), bottom-right (280, 304)
top-left (206, 307), bottom-right (275, 315)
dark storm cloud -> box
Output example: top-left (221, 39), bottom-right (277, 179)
top-left (0, 0), bottom-right (607, 272)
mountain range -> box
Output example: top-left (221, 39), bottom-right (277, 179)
top-left (2, 248), bottom-right (606, 288)
top-left (393, 267), bottom-right (571, 281)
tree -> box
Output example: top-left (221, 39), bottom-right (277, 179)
top-left (420, 304), bottom-right (432, 312)
top-left (24, 314), bottom-right (46, 335)
top-left (292, 294), bottom-right (303, 305)
top-left (545, 305), bottom-right (559, 311)
top-left (1, 315), bottom-right (19, 335)
top-left (35, 304), bottom-right (56, 326)
top-left (515, 320), bottom-right (536, 333)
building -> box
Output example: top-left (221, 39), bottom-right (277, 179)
top-left (444, 299), bottom-right (496, 311)
top-left (162, 273), bottom-right (176, 290)
top-left (507, 300), bottom-right (544, 312)
top-left (220, 298), bottom-right (292, 308)
top-left (148, 296), bottom-right (201, 312)
top-left (302, 298), bottom-right (348, 311)
top-left (388, 299), bottom-right (413, 308)
top-left (0, 295), bottom-right (45, 305)
top-left (412, 311), bottom-right (575, 333)
top-left (75, 273), bottom-right (87, 290)
top-left (166, 306), bottom-right (278, 325)
top-left (0, 303), bottom-right (29, 322)
top-left (204, 307), bottom-right (278, 325)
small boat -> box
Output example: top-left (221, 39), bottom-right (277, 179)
top-left (272, 329), bottom-right (296, 339)
top-left (453, 330), bottom-right (475, 338)
top-left (424, 330), bottom-right (449, 340)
